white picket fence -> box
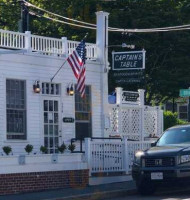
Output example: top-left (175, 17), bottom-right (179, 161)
top-left (0, 29), bottom-right (97, 59)
top-left (85, 138), bottom-right (152, 175)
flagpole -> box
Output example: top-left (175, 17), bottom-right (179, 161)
top-left (50, 33), bottom-right (88, 82)
top-left (50, 59), bottom-right (67, 82)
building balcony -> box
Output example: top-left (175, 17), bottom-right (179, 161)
top-left (0, 29), bottom-right (97, 60)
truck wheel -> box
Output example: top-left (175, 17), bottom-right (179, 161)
top-left (136, 180), bottom-right (156, 195)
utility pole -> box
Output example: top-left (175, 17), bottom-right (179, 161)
top-left (188, 92), bottom-right (190, 122)
top-left (19, 0), bottom-right (29, 32)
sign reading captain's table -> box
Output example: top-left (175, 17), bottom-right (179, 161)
top-left (112, 50), bottom-right (145, 70)
top-left (112, 50), bottom-right (146, 85)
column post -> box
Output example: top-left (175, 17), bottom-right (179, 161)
top-left (61, 37), bottom-right (68, 57)
top-left (85, 138), bottom-right (91, 176)
top-left (96, 11), bottom-right (109, 137)
top-left (25, 31), bottom-right (31, 53)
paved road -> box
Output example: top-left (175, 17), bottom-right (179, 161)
top-left (108, 189), bottom-right (190, 200)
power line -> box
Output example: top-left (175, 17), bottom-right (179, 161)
top-left (28, 11), bottom-right (96, 30)
top-left (24, 0), bottom-right (190, 33)
top-left (109, 27), bottom-right (190, 33)
top-left (23, 0), bottom-right (96, 27)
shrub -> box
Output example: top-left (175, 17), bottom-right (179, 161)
top-left (25, 144), bottom-right (33, 154)
top-left (68, 143), bottom-right (76, 153)
top-left (40, 146), bottom-right (48, 154)
top-left (164, 111), bottom-right (187, 130)
top-left (58, 143), bottom-right (67, 153)
top-left (2, 146), bottom-right (12, 155)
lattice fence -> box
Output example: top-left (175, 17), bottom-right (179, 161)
top-left (107, 104), bottom-right (163, 140)
top-left (144, 106), bottom-right (163, 137)
top-left (121, 107), bottom-right (142, 140)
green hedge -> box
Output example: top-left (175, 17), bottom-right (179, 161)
top-left (164, 111), bottom-right (187, 131)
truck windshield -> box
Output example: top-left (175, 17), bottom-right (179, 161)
top-left (157, 127), bottom-right (190, 146)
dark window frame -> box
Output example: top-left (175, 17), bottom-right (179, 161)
top-left (6, 79), bottom-right (27, 140)
top-left (75, 85), bottom-right (92, 140)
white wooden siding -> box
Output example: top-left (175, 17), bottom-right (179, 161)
top-left (0, 52), bottom-right (103, 154)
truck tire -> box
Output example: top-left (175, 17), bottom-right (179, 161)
top-left (136, 180), bottom-right (156, 195)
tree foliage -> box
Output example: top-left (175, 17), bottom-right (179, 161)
top-left (0, 0), bottom-right (190, 104)
top-left (164, 111), bottom-right (187, 130)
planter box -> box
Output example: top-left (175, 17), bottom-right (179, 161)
top-left (25, 154), bottom-right (51, 164)
top-left (0, 156), bottom-right (18, 166)
top-left (57, 153), bottom-right (83, 163)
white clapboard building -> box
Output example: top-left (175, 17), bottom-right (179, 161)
top-left (0, 11), bottom-right (109, 155)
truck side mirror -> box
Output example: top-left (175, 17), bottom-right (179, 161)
top-left (151, 142), bottom-right (157, 147)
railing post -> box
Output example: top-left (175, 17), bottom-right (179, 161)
top-left (61, 37), bottom-right (68, 57)
top-left (117, 106), bottom-right (122, 136)
top-left (116, 87), bottom-right (123, 105)
top-left (141, 106), bottom-right (145, 141)
top-left (25, 31), bottom-right (31, 53)
top-left (123, 138), bottom-right (129, 174)
top-left (138, 89), bottom-right (145, 106)
top-left (85, 138), bottom-right (91, 176)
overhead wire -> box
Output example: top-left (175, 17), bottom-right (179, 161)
top-left (24, 0), bottom-right (190, 33)
top-left (28, 10), bottom-right (96, 30)
top-left (23, 0), bottom-right (96, 27)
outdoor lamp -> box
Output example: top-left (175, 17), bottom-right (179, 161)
top-left (67, 84), bottom-right (74, 96)
top-left (33, 80), bottom-right (40, 93)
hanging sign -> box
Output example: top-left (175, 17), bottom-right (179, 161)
top-left (122, 92), bottom-right (139, 102)
top-left (112, 50), bottom-right (145, 70)
top-left (113, 69), bottom-right (145, 84)
top-left (112, 50), bottom-right (146, 85)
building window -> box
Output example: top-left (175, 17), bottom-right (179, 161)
top-left (6, 79), bottom-right (26, 140)
top-left (75, 86), bottom-right (92, 140)
top-left (42, 82), bottom-right (60, 95)
top-left (178, 105), bottom-right (188, 120)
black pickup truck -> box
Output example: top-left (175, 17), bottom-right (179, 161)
top-left (132, 125), bottom-right (190, 195)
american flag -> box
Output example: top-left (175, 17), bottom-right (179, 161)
top-left (67, 40), bottom-right (86, 97)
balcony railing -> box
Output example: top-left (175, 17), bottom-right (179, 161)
top-left (0, 29), bottom-right (97, 60)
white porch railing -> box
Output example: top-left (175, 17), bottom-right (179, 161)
top-left (0, 29), bottom-right (25, 49)
top-left (0, 29), bottom-right (97, 60)
top-left (31, 34), bottom-right (63, 55)
top-left (85, 138), bottom-right (152, 175)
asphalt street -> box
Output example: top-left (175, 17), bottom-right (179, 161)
top-left (108, 188), bottom-right (190, 200)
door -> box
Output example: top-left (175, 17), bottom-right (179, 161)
top-left (43, 99), bottom-right (60, 153)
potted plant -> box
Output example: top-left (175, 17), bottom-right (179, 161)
top-left (25, 144), bottom-right (33, 155)
top-left (40, 145), bottom-right (48, 154)
top-left (58, 143), bottom-right (67, 154)
top-left (2, 146), bottom-right (12, 155)
top-left (68, 143), bottom-right (76, 153)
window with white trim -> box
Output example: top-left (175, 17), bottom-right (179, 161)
top-left (6, 79), bottom-right (26, 140)
top-left (42, 82), bottom-right (60, 95)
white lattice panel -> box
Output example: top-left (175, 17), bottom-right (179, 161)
top-left (122, 107), bottom-right (142, 140)
top-left (107, 106), bottom-right (119, 136)
top-left (144, 106), bottom-right (162, 137)
top-left (107, 104), bottom-right (163, 139)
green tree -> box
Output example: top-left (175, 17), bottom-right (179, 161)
top-left (0, 0), bottom-right (190, 105)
